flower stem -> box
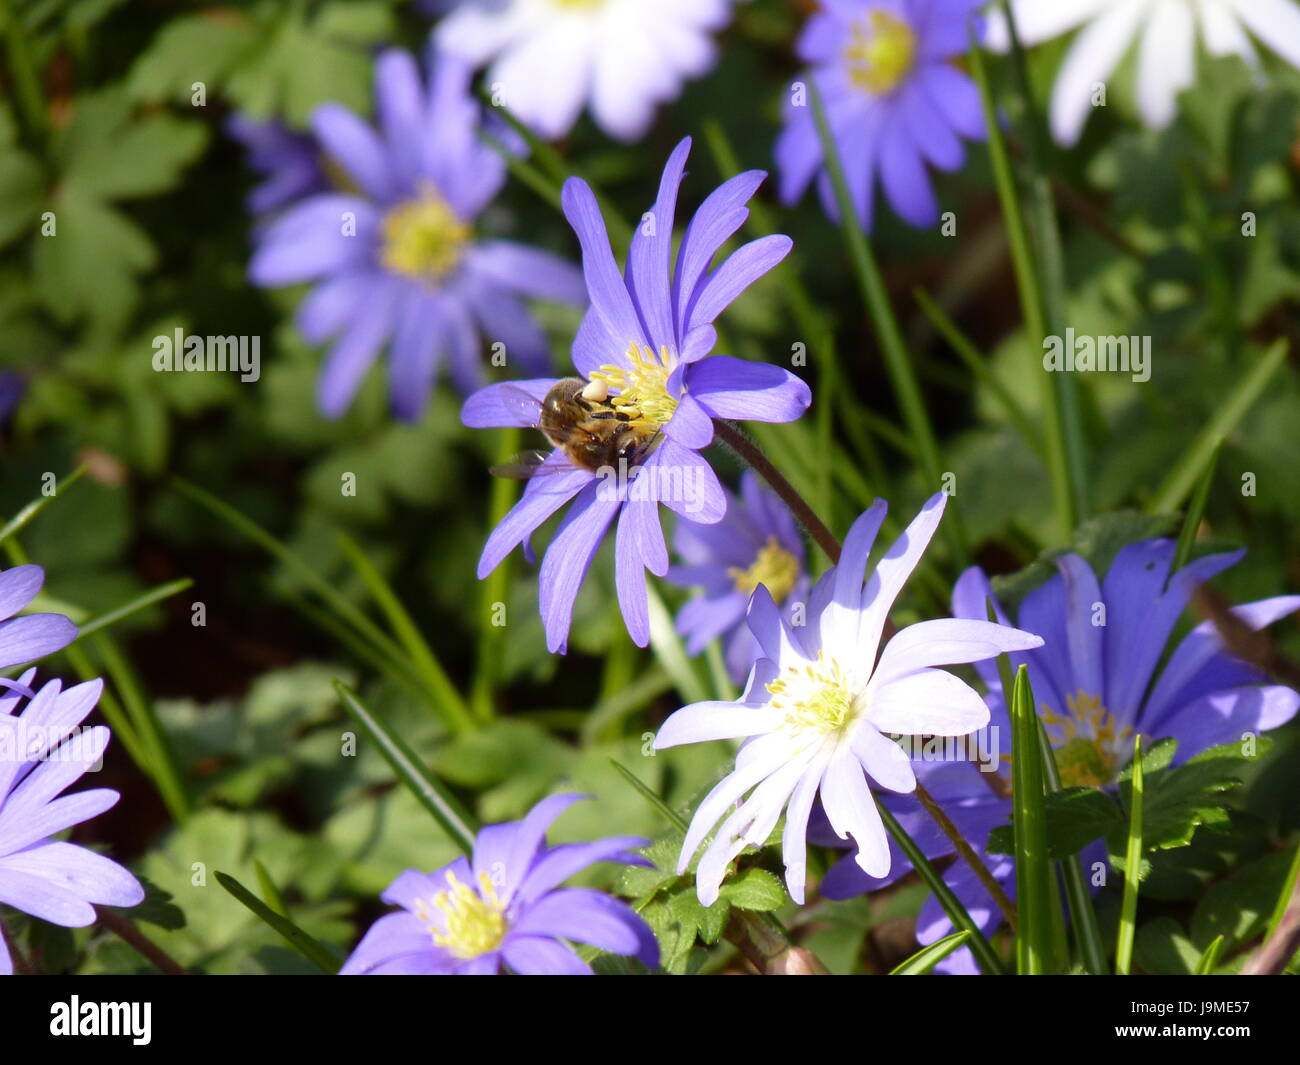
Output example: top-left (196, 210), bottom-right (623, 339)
top-left (716, 420), bottom-right (1019, 932)
top-left (95, 907), bottom-right (190, 976)
top-left (713, 420), bottom-right (841, 564)
top-left (913, 780), bottom-right (1018, 934)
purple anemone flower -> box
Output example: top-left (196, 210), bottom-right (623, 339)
top-left (461, 137), bottom-right (810, 654)
top-left (654, 493), bottom-right (1043, 906)
top-left (668, 471), bottom-right (811, 683)
top-left (339, 794), bottom-right (658, 975)
top-left (248, 47), bottom-right (586, 420)
top-left (0, 566), bottom-right (77, 698)
top-left (226, 115), bottom-right (330, 215)
top-left (776, 0), bottom-right (988, 229)
top-left (822, 539), bottom-right (1300, 974)
top-left (0, 676), bottom-right (145, 974)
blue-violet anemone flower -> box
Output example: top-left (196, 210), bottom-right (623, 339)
top-left (822, 539), bottom-right (1300, 974)
top-left (461, 137), bottom-right (810, 654)
top-left (339, 794), bottom-right (657, 975)
top-left (776, 0), bottom-right (988, 229)
top-left (668, 471), bottom-right (810, 684)
top-left (248, 47), bottom-right (585, 420)
top-left (0, 566), bottom-right (77, 698)
top-left (0, 677), bottom-right (145, 974)
top-left (654, 492), bottom-right (1043, 905)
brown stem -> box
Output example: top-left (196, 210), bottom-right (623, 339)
top-left (713, 420), bottom-right (842, 565)
top-left (95, 907), bottom-right (190, 976)
top-left (914, 782), bottom-right (1019, 933)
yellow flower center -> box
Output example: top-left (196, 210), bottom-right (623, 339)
top-left (587, 343), bottom-right (679, 431)
top-left (767, 650), bottom-right (857, 736)
top-left (552, 0), bottom-right (605, 9)
top-left (415, 870), bottom-right (507, 960)
top-left (729, 536), bottom-right (800, 604)
top-left (380, 186), bottom-right (469, 285)
top-left (844, 10), bottom-right (916, 95)
top-left (1041, 690), bottom-right (1132, 789)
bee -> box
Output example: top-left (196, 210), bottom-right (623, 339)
top-left (490, 377), bottom-right (661, 479)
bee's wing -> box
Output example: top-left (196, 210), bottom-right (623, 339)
top-left (490, 449), bottom-right (583, 480)
top-left (491, 383), bottom-right (547, 428)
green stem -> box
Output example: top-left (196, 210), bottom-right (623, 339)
top-left (806, 80), bottom-right (968, 563)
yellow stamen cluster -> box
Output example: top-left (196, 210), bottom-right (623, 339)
top-left (588, 343), bottom-right (679, 430)
top-left (729, 536), bottom-right (801, 604)
top-left (767, 650), bottom-right (856, 736)
top-left (380, 186), bottom-right (470, 285)
top-left (414, 870), bottom-right (507, 960)
top-left (844, 11), bottom-right (916, 95)
top-left (1041, 690), bottom-right (1132, 789)
top-left (552, 0), bottom-right (604, 9)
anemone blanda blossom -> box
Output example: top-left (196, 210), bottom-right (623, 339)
top-left (247, 47), bottom-right (585, 421)
top-left (461, 137), bottom-right (809, 654)
top-left (654, 492), bottom-right (1043, 905)
top-left (821, 539), bottom-right (1300, 974)
top-left (668, 471), bottom-right (810, 684)
top-left (436, 0), bottom-right (736, 142)
top-left (340, 795), bottom-right (657, 975)
top-left (227, 115), bottom-right (330, 215)
top-left (988, 0), bottom-right (1300, 146)
top-left (0, 565), bottom-right (78, 696)
top-left (0, 676), bottom-right (146, 974)
top-left (776, 0), bottom-right (988, 229)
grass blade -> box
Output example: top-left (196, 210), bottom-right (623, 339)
top-left (610, 759), bottom-right (688, 832)
top-left (0, 464), bottom-right (86, 545)
top-left (1010, 664), bottom-right (1054, 973)
top-left (875, 801), bottom-right (1007, 975)
top-left (1195, 935), bottom-right (1225, 975)
top-left (890, 930), bottom-right (973, 975)
top-left (1169, 442), bottom-right (1219, 578)
top-left (967, 35), bottom-right (1079, 539)
top-left (334, 681), bottom-right (478, 853)
top-left (1148, 340), bottom-right (1288, 514)
top-left (1116, 734), bottom-right (1146, 975)
top-left (335, 531), bottom-right (474, 734)
top-left (216, 872), bottom-right (342, 974)
top-left (73, 578), bottom-right (193, 643)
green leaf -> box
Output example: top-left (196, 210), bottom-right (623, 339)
top-left (987, 787), bottom-right (1126, 859)
top-left (1116, 737), bottom-right (1261, 855)
top-left (64, 114), bottom-right (207, 200)
top-left (32, 186), bottom-right (154, 328)
top-left (1191, 846), bottom-right (1299, 952)
top-left (127, 13), bottom-right (259, 104)
top-left (718, 868), bottom-right (787, 912)
top-left (890, 931), bottom-right (973, 975)
top-left (1133, 916), bottom-right (1200, 975)
top-left (0, 148), bottom-right (43, 249)
top-left (667, 883), bottom-right (730, 945)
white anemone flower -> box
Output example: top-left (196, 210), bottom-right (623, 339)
top-left (987, 0), bottom-right (1300, 145)
top-left (654, 492), bottom-right (1044, 905)
top-left (435, 0), bottom-right (736, 142)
